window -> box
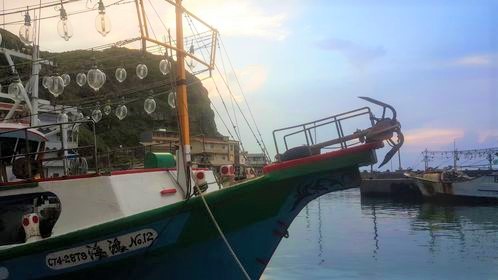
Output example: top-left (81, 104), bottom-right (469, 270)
top-left (222, 145), bottom-right (226, 149)
top-left (222, 156), bottom-right (226, 160)
top-left (0, 137), bottom-right (17, 163)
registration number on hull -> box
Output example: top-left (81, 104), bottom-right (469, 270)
top-left (46, 228), bottom-right (158, 270)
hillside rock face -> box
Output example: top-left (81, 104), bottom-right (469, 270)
top-left (0, 29), bottom-right (220, 149)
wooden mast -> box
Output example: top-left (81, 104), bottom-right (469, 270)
top-left (175, 0), bottom-right (191, 165)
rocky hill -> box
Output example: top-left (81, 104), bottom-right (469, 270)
top-left (0, 29), bottom-right (220, 150)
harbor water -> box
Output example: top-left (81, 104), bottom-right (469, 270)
top-left (263, 188), bottom-right (498, 279)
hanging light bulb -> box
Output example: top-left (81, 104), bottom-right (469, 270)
top-left (167, 91), bottom-right (176, 109)
top-left (76, 73), bottom-right (87, 87)
top-left (61, 73), bottom-right (71, 86)
top-left (115, 67), bottom-right (127, 83)
top-left (187, 42), bottom-right (196, 69)
top-left (57, 111), bottom-right (68, 123)
top-left (144, 95), bottom-right (156, 114)
top-left (19, 8), bottom-right (33, 45)
top-left (42, 76), bottom-right (52, 89)
top-left (48, 76), bottom-right (65, 97)
top-left (115, 103), bottom-right (127, 120)
top-left (103, 102), bottom-right (112, 115)
top-left (8, 81), bottom-right (23, 100)
top-left (91, 103), bottom-right (103, 123)
top-left (136, 63), bottom-right (148, 79)
top-left (159, 58), bottom-right (171, 75)
top-left (87, 68), bottom-right (105, 91)
top-left (57, 4), bottom-right (73, 41)
top-left (95, 0), bottom-right (111, 37)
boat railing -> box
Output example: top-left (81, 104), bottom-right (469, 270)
top-left (0, 120), bottom-right (98, 181)
top-left (272, 107), bottom-right (375, 159)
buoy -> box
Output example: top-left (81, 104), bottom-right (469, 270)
top-left (220, 165), bottom-right (235, 178)
top-left (22, 213), bottom-right (42, 242)
top-left (194, 171), bottom-right (207, 186)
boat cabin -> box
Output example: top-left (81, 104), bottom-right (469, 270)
top-left (0, 123), bottom-right (47, 183)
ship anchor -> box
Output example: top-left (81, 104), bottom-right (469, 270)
top-left (359, 96), bottom-right (404, 168)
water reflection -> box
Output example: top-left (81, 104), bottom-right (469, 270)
top-left (265, 189), bottom-right (498, 279)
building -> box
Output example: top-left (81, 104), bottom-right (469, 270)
top-left (246, 153), bottom-right (269, 175)
top-left (140, 130), bottom-right (239, 168)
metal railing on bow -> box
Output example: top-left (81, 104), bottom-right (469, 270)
top-left (272, 107), bottom-right (375, 161)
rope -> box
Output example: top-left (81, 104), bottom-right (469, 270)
top-left (194, 184), bottom-right (251, 280)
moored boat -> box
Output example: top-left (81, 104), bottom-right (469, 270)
top-left (405, 170), bottom-right (498, 202)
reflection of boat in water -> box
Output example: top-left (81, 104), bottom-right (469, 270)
top-left (405, 170), bottom-right (498, 201)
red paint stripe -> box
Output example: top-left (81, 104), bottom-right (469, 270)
top-left (263, 142), bottom-right (383, 174)
top-left (160, 188), bottom-right (177, 195)
top-left (111, 167), bottom-right (209, 176)
top-left (110, 168), bottom-right (174, 176)
top-left (0, 173), bottom-right (100, 186)
top-left (0, 167), bottom-right (211, 187)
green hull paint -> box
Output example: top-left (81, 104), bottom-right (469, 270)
top-left (0, 148), bottom-right (376, 278)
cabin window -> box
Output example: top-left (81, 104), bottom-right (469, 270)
top-left (0, 137), bottom-right (17, 163)
top-left (15, 139), bottom-right (39, 157)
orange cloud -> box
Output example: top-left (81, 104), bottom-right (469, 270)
top-left (478, 129), bottom-right (498, 143)
top-left (404, 128), bottom-right (465, 150)
top-left (452, 54), bottom-right (496, 67)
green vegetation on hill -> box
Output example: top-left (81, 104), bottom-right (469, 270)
top-left (0, 29), bottom-right (220, 150)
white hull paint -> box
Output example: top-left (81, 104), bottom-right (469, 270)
top-left (0, 169), bottom-right (220, 240)
top-left (410, 172), bottom-right (498, 199)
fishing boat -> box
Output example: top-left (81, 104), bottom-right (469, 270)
top-left (405, 170), bottom-right (498, 202)
top-left (0, 1), bottom-right (404, 279)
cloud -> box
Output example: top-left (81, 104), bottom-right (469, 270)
top-left (203, 64), bottom-right (268, 102)
top-left (316, 38), bottom-right (386, 68)
top-left (451, 54), bottom-right (497, 67)
top-left (478, 129), bottom-right (498, 143)
top-left (185, 0), bottom-right (290, 40)
top-left (404, 128), bottom-right (465, 149)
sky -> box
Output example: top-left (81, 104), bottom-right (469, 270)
top-left (1, 0), bottom-right (497, 170)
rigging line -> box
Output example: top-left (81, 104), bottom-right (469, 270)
top-left (184, 26), bottom-right (269, 160)
top-left (147, 0), bottom-right (169, 32)
top-left (206, 74), bottom-right (244, 146)
top-left (0, 35), bottom-right (201, 70)
top-left (183, 15), bottom-right (244, 154)
top-left (0, 0), bottom-right (129, 26)
top-left (183, 15), bottom-right (243, 147)
top-left (142, 4), bottom-right (159, 41)
top-left (194, 184), bottom-right (251, 280)
top-left (211, 52), bottom-right (269, 160)
top-left (1, 78), bottom-right (201, 122)
top-left (56, 80), bottom-right (174, 107)
top-left (210, 102), bottom-right (235, 140)
top-left (0, 0), bottom-right (80, 16)
top-left (218, 36), bottom-right (271, 161)
top-left (37, 0), bottom-right (42, 47)
top-left (217, 40), bottom-right (242, 147)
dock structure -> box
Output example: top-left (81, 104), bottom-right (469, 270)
top-left (360, 171), bottom-right (422, 198)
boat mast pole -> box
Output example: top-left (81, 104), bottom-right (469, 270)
top-left (175, 0), bottom-right (191, 164)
